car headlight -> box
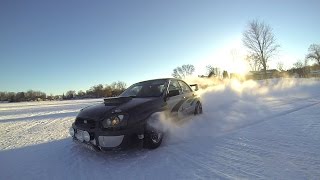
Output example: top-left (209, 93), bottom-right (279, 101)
top-left (102, 114), bottom-right (126, 128)
top-left (83, 131), bottom-right (90, 142)
top-left (69, 127), bottom-right (75, 137)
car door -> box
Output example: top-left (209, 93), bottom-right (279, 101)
top-left (178, 80), bottom-right (196, 115)
top-left (165, 80), bottom-right (184, 118)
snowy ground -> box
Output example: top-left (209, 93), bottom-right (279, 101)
top-left (0, 78), bottom-right (320, 179)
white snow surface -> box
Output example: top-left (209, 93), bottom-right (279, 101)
top-left (0, 78), bottom-right (320, 179)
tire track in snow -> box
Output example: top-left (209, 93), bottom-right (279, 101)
top-left (173, 137), bottom-right (265, 179)
top-left (219, 100), bottom-right (320, 139)
top-left (167, 146), bottom-right (235, 179)
top-left (0, 116), bottom-right (75, 150)
top-left (0, 99), bottom-right (101, 111)
top-left (0, 109), bottom-right (78, 122)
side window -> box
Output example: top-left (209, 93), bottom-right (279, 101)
top-left (168, 80), bottom-right (181, 94)
top-left (178, 81), bottom-right (192, 93)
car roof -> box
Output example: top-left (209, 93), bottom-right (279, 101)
top-left (135, 78), bottom-right (181, 84)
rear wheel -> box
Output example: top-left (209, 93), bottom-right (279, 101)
top-left (143, 127), bottom-right (163, 149)
top-left (194, 101), bottom-right (203, 115)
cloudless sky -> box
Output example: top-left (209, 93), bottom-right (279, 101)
top-left (1, 0), bottom-right (319, 95)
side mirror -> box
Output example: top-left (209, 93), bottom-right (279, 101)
top-left (167, 90), bottom-right (180, 97)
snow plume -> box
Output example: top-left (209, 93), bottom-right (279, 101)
top-left (150, 77), bottom-right (320, 145)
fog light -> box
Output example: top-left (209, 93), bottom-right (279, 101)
top-left (69, 128), bottom-right (75, 137)
top-left (83, 131), bottom-right (90, 142)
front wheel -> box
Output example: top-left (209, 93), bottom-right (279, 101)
top-left (143, 128), bottom-right (163, 149)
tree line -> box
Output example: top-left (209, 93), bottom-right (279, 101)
top-left (63, 81), bottom-right (126, 100)
top-left (0, 90), bottom-right (47, 102)
top-left (172, 64), bottom-right (229, 79)
top-left (0, 81), bottom-right (127, 102)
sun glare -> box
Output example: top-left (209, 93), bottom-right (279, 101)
top-left (228, 60), bottom-right (249, 76)
top-left (195, 37), bottom-right (249, 76)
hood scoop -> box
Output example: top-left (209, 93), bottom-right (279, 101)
top-left (103, 97), bottom-right (132, 106)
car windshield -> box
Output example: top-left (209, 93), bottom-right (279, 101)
top-left (120, 79), bottom-right (167, 98)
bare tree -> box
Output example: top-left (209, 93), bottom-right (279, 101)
top-left (277, 61), bottom-right (284, 71)
top-left (230, 49), bottom-right (239, 62)
top-left (304, 58), bottom-right (309, 67)
top-left (172, 64), bottom-right (195, 79)
top-left (77, 90), bottom-right (85, 97)
top-left (223, 70), bottom-right (229, 79)
top-left (306, 44), bottom-right (320, 65)
top-left (206, 65), bottom-right (215, 77)
top-left (243, 20), bottom-right (280, 78)
top-left (116, 81), bottom-right (127, 91)
top-left (205, 65), bottom-right (222, 78)
top-left (91, 84), bottom-right (104, 97)
top-left (109, 81), bottom-right (127, 96)
top-left (66, 90), bottom-right (76, 99)
top-left (246, 54), bottom-right (261, 71)
top-left (293, 60), bottom-right (307, 77)
top-left (293, 60), bottom-right (303, 69)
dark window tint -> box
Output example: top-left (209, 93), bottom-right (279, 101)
top-left (168, 80), bottom-right (181, 94)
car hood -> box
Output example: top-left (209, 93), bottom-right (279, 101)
top-left (76, 97), bottom-right (158, 121)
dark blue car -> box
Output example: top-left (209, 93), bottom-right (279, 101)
top-left (69, 78), bottom-right (202, 150)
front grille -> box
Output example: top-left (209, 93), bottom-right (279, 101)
top-left (101, 126), bottom-right (125, 131)
top-left (75, 118), bottom-right (96, 129)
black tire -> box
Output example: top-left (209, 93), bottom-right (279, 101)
top-left (194, 101), bottom-right (203, 115)
top-left (143, 127), bottom-right (163, 149)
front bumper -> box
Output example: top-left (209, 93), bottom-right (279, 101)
top-left (70, 123), bottom-right (144, 150)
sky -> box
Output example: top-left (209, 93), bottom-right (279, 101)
top-left (0, 0), bottom-right (319, 95)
